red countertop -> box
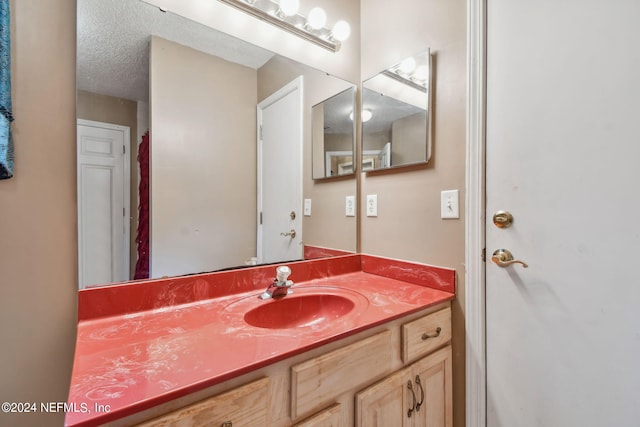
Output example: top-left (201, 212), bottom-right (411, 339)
top-left (66, 254), bottom-right (455, 426)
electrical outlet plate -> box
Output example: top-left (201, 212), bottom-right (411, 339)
top-left (303, 198), bottom-right (312, 216)
top-left (441, 190), bottom-right (459, 219)
top-left (366, 194), bottom-right (378, 217)
top-left (345, 196), bottom-right (356, 217)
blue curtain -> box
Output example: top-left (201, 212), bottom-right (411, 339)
top-left (0, 0), bottom-right (12, 179)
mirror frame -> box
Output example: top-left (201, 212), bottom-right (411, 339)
top-left (361, 49), bottom-right (432, 173)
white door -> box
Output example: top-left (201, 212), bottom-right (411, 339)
top-left (485, 1), bottom-right (640, 426)
top-left (257, 77), bottom-right (303, 264)
top-left (77, 119), bottom-right (130, 288)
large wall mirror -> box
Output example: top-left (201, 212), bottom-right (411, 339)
top-left (76, 0), bottom-right (356, 288)
top-left (361, 50), bottom-right (431, 171)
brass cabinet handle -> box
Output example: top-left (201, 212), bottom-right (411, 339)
top-left (491, 248), bottom-right (528, 268)
top-left (422, 327), bottom-right (442, 340)
top-left (221, 422), bottom-right (232, 427)
top-left (407, 380), bottom-right (416, 418)
top-left (415, 375), bottom-right (425, 412)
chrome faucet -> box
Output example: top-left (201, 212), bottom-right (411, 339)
top-left (259, 265), bottom-right (294, 300)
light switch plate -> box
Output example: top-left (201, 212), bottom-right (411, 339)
top-left (366, 194), bottom-right (378, 217)
top-left (441, 190), bottom-right (459, 219)
top-left (345, 196), bottom-right (356, 217)
top-left (303, 198), bottom-right (312, 216)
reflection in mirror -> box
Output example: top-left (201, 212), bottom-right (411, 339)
top-left (76, 0), bottom-right (356, 288)
top-left (311, 87), bottom-right (356, 179)
top-left (362, 49), bottom-right (431, 171)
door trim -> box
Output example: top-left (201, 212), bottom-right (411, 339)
top-left (76, 118), bottom-right (131, 288)
top-left (256, 76), bottom-right (304, 263)
top-left (465, 1), bottom-right (487, 426)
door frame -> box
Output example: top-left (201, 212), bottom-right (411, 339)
top-left (465, 1), bottom-right (487, 427)
top-left (256, 76), bottom-right (304, 263)
top-left (76, 118), bottom-right (131, 288)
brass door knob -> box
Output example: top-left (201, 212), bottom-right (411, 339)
top-left (280, 229), bottom-right (296, 239)
top-left (491, 249), bottom-right (528, 268)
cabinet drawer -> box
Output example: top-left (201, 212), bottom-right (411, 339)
top-left (402, 307), bottom-right (451, 363)
top-left (291, 330), bottom-right (392, 420)
top-left (136, 377), bottom-right (269, 426)
top-left (293, 403), bottom-right (343, 427)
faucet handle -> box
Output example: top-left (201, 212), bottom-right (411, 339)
top-left (276, 265), bottom-right (291, 282)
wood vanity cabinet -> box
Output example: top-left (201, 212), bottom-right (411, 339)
top-left (132, 304), bottom-right (452, 427)
top-left (354, 306), bottom-right (452, 427)
top-left (354, 345), bottom-right (452, 427)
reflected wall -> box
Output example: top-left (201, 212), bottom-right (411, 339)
top-left (258, 55), bottom-right (358, 254)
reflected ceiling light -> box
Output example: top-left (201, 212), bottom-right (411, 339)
top-left (218, 0), bottom-right (350, 52)
top-left (349, 109), bottom-right (373, 122)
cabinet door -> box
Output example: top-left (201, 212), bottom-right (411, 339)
top-left (136, 377), bottom-right (269, 426)
top-left (410, 346), bottom-right (452, 427)
top-left (355, 367), bottom-right (412, 427)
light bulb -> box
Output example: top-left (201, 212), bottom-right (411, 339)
top-left (331, 20), bottom-right (351, 42)
top-left (349, 110), bottom-right (373, 122)
top-left (278, 0), bottom-right (299, 17)
top-left (398, 57), bottom-right (417, 75)
top-left (414, 64), bottom-right (429, 83)
top-left (307, 7), bottom-right (327, 30)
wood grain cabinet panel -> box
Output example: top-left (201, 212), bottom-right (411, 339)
top-left (291, 330), bottom-right (392, 420)
top-left (355, 346), bottom-right (452, 427)
top-left (136, 377), bottom-right (269, 427)
top-left (292, 403), bottom-right (343, 427)
top-left (402, 307), bottom-right (451, 363)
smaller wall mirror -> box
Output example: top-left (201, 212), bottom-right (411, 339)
top-left (312, 87), bottom-right (357, 179)
top-left (361, 49), bottom-right (431, 171)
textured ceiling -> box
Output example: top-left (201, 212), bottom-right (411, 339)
top-left (77, 0), bottom-right (275, 102)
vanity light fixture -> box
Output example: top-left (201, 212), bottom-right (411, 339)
top-left (218, 0), bottom-right (350, 52)
top-left (383, 58), bottom-right (429, 93)
top-left (306, 7), bottom-right (326, 30)
top-left (276, 0), bottom-right (299, 18)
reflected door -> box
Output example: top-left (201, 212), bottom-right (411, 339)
top-left (77, 120), bottom-right (130, 288)
top-left (485, 0), bottom-right (640, 425)
top-left (257, 77), bottom-right (303, 264)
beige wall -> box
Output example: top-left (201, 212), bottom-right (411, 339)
top-left (150, 36), bottom-right (258, 276)
top-left (0, 0), bottom-right (77, 426)
top-left (258, 56), bottom-right (358, 253)
top-left (391, 111), bottom-right (428, 165)
top-left (361, 1), bottom-right (467, 426)
top-left (77, 90), bottom-right (139, 279)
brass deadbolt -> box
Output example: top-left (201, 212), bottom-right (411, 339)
top-left (492, 210), bottom-right (513, 228)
